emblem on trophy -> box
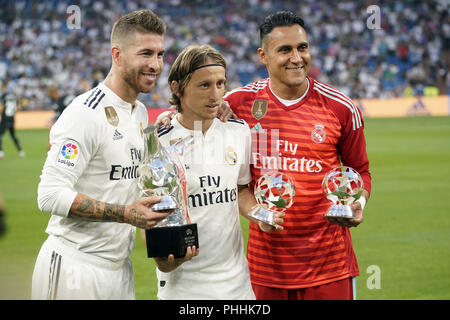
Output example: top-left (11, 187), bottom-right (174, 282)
top-left (138, 126), bottom-right (198, 258)
top-left (248, 172), bottom-right (295, 226)
top-left (322, 166), bottom-right (364, 219)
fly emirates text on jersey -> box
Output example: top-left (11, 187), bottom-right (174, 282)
top-left (253, 139), bottom-right (323, 173)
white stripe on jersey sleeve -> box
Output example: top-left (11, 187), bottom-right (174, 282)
top-left (313, 86), bottom-right (362, 130)
top-left (314, 81), bottom-right (362, 128)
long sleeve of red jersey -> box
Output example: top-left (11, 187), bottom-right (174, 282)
top-left (329, 99), bottom-right (372, 195)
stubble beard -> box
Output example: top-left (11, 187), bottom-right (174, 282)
top-left (122, 67), bottom-right (156, 95)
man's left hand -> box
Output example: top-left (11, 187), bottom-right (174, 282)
top-left (326, 201), bottom-right (364, 228)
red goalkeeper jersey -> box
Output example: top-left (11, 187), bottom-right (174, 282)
top-left (224, 77), bottom-right (371, 289)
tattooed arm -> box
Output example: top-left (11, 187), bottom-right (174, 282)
top-left (68, 193), bottom-right (171, 229)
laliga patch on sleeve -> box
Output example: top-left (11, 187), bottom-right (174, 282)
top-left (56, 141), bottom-right (80, 168)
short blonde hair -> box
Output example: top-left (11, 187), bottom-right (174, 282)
top-left (110, 10), bottom-right (165, 47)
top-left (168, 45), bottom-right (226, 112)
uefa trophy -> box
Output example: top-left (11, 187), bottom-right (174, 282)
top-left (322, 166), bottom-right (364, 219)
top-left (138, 126), bottom-right (198, 258)
top-left (248, 172), bottom-right (295, 226)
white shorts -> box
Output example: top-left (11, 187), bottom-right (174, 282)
top-left (32, 235), bottom-right (135, 300)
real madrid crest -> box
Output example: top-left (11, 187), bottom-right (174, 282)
top-left (105, 106), bottom-right (119, 127)
top-left (251, 100), bottom-right (268, 120)
top-left (140, 122), bottom-right (144, 137)
top-left (225, 146), bottom-right (237, 165)
top-left (169, 137), bottom-right (182, 146)
top-left (311, 123), bottom-right (326, 144)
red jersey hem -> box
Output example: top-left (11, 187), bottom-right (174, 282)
top-left (250, 272), bottom-right (359, 290)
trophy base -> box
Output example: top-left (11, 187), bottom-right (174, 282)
top-left (248, 206), bottom-right (275, 226)
top-left (324, 204), bottom-right (355, 219)
top-left (145, 223), bottom-right (199, 258)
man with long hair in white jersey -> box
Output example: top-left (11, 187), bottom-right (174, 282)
top-left (152, 44), bottom-right (284, 300)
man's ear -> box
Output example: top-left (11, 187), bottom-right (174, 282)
top-left (257, 47), bottom-right (267, 65)
top-left (170, 80), bottom-right (180, 96)
top-left (111, 46), bottom-right (122, 67)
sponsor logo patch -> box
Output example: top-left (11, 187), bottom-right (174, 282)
top-left (56, 141), bottom-right (79, 168)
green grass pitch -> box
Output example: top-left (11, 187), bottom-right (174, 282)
top-left (0, 116), bottom-right (449, 299)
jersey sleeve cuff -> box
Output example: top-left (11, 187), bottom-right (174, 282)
top-left (51, 189), bottom-right (78, 218)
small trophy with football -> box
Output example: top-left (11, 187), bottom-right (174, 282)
top-left (248, 172), bottom-right (295, 226)
top-left (138, 126), bottom-right (198, 258)
top-left (322, 166), bottom-right (364, 219)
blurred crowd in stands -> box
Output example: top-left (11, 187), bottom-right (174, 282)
top-left (0, 0), bottom-right (448, 110)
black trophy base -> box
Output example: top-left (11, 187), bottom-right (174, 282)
top-left (145, 223), bottom-right (199, 258)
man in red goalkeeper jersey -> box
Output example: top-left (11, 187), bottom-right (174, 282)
top-left (224, 11), bottom-right (371, 300)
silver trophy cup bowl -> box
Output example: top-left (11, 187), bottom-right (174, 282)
top-left (248, 172), bottom-right (295, 226)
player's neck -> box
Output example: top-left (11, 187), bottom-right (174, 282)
top-left (177, 113), bottom-right (213, 134)
top-left (269, 78), bottom-right (308, 100)
top-left (103, 71), bottom-right (138, 105)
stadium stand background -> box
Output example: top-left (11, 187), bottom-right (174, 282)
top-left (0, 0), bottom-right (449, 111)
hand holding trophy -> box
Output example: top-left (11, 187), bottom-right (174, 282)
top-left (138, 126), bottom-right (198, 258)
top-left (248, 172), bottom-right (295, 228)
top-left (322, 166), bottom-right (364, 219)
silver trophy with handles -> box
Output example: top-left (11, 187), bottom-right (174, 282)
top-left (138, 126), bottom-right (198, 258)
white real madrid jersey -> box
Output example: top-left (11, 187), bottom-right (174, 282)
top-left (37, 82), bottom-right (148, 262)
top-left (156, 116), bottom-right (255, 300)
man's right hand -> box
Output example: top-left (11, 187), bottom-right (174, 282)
top-left (154, 100), bottom-right (236, 130)
top-left (125, 196), bottom-right (173, 229)
top-left (217, 100), bottom-right (236, 122)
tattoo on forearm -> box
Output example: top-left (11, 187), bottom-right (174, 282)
top-left (127, 207), bottom-right (147, 229)
top-left (69, 196), bottom-right (126, 223)
top-left (68, 198), bottom-right (96, 221)
top-left (95, 200), bottom-right (102, 217)
top-left (104, 203), bottom-right (125, 222)
top-left (78, 199), bottom-right (94, 214)
top-left (129, 208), bottom-right (138, 226)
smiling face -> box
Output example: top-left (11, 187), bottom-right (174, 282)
top-left (175, 60), bottom-right (226, 129)
top-left (117, 32), bottom-right (165, 95)
top-left (258, 24), bottom-right (311, 99)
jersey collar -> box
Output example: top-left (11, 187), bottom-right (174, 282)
top-left (98, 82), bottom-right (136, 111)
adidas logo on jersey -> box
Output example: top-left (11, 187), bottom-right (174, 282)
top-left (251, 123), bottom-right (264, 132)
top-left (113, 129), bottom-right (123, 140)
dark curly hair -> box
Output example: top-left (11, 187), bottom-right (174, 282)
top-left (259, 11), bottom-right (307, 45)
